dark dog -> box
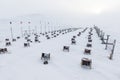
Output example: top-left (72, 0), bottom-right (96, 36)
top-left (88, 39), bottom-right (92, 42)
top-left (0, 48), bottom-right (8, 53)
top-left (63, 46), bottom-right (69, 52)
top-left (6, 42), bottom-right (11, 46)
top-left (71, 40), bottom-right (76, 45)
top-left (86, 43), bottom-right (92, 47)
top-left (12, 39), bottom-right (16, 42)
top-left (84, 49), bottom-right (91, 54)
top-left (24, 43), bottom-right (30, 47)
top-left (5, 38), bottom-right (9, 41)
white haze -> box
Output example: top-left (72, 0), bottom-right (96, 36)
top-left (0, 0), bottom-right (120, 35)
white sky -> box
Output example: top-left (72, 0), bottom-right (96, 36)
top-left (0, 0), bottom-right (120, 18)
top-left (0, 0), bottom-right (120, 30)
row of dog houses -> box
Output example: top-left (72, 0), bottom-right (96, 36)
top-left (82, 28), bottom-right (93, 69)
top-left (62, 26), bottom-right (115, 69)
top-left (23, 28), bottom-right (80, 47)
top-left (1, 27), bottom-right (93, 68)
top-left (1, 26), bottom-right (115, 69)
top-left (39, 27), bottom-right (116, 68)
top-left (62, 27), bottom-right (92, 69)
top-left (62, 26), bottom-right (116, 69)
top-left (0, 27), bottom-right (80, 57)
top-left (22, 28), bottom-right (81, 64)
top-left (40, 28), bottom-right (80, 64)
top-left (2, 27), bottom-right (80, 47)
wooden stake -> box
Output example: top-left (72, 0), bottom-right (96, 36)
top-left (109, 40), bottom-right (116, 60)
top-left (105, 35), bottom-right (110, 50)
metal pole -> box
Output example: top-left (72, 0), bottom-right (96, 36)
top-left (35, 26), bottom-right (37, 34)
top-left (40, 21), bottom-right (41, 33)
top-left (28, 26), bottom-right (30, 35)
top-left (21, 26), bottom-right (23, 37)
top-left (48, 22), bottom-right (50, 32)
top-left (44, 22), bottom-right (46, 33)
top-left (20, 21), bottom-right (23, 37)
top-left (10, 27), bottom-right (13, 40)
top-left (40, 21), bottom-right (42, 34)
top-left (28, 22), bottom-right (31, 35)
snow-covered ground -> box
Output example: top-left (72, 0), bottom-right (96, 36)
top-left (0, 17), bottom-right (120, 80)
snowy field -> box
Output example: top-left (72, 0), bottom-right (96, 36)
top-left (0, 17), bottom-right (120, 80)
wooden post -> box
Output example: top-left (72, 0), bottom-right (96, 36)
top-left (105, 35), bottom-right (110, 50)
top-left (109, 40), bottom-right (116, 60)
top-left (101, 32), bottom-right (105, 44)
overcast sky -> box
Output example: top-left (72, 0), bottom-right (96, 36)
top-left (0, 0), bottom-right (120, 18)
top-left (0, 0), bottom-right (120, 31)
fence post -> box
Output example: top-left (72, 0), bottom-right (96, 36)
top-left (109, 40), bottom-right (116, 60)
top-left (105, 35), bottom-right (110, 50)
top-left (101, 32), bottom-right (105, 44)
